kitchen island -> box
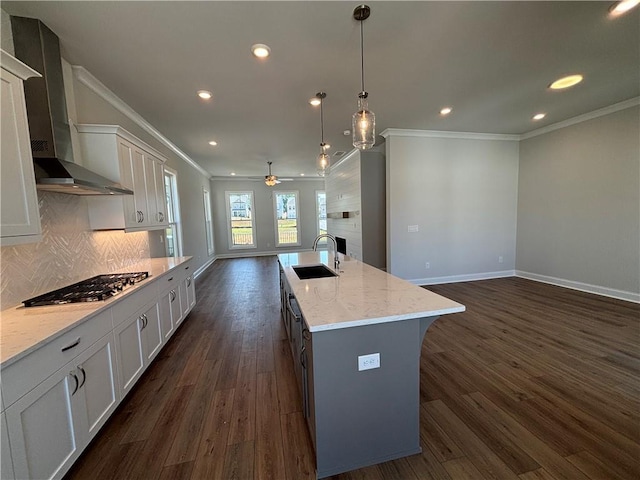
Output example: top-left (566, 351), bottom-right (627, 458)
top-left (278, 251), bottom-right (465, 479)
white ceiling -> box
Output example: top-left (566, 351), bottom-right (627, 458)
top-left (3, 1), bottom-right (639, 178)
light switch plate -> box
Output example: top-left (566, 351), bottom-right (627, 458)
top-left (408, 225), bottom-right (419, 233)
top-left (358, 353), bottom-right (381, 371)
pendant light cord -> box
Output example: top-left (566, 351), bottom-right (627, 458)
top-left (320, 97), bottom-right (325, 144)
top-left (360, 19), bottom-right (365, 92)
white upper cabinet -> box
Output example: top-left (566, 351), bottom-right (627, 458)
top-left (76, 124), bottom-right (168, 231)
top-left (0, 50), bottom-right (42, 246)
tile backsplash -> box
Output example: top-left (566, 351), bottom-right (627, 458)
top-left (1, 192), bottom-right (150, 309)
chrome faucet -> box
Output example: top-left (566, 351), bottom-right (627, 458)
top-left (313, 234), bottom-right (340, 270)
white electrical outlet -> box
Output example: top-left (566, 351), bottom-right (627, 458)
top-left (425, 262), bottom-right (430, 269)
top-left (358, 353), bottom-right (380, 371)
top-left (407, 225), bottom-right (419, 233)
top-left (498, 256), bottom-right (504, 263)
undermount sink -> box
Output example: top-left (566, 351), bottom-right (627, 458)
top-left (293, 264), bottom-right (338, 280)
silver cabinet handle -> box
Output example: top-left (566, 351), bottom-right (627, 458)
top-left (78, 366), bottom-right (86, 389)
top-left (139, 316), bottom-right (145, 330)
top-left (136, 211), bottom-right (141, 223)
top-left (187, 277), bottom-right (191, 287)
top-left (303, 329), bottom-right (311, 341)
top-left (142, 314), bottom-right (148, 328)
top-left (170, 290), bottom-right (176, 302)
top-left (141, 211), bottom-right (144, 222)
top-left (61, 337), bottom-right (81, 352)
top-left (159, 212), bottom-right (164, 222)
top-left (70, 372), bottom-right (79, 396)
top-left (167, 277), bottom-right (173, 282)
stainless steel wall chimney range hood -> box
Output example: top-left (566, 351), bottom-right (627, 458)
top-left (10, 16), bottom-right (133, 196)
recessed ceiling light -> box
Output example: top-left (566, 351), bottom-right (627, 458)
top-left (309, 97), bottom-right (321, 106)
top-left (230, 172), bottom-right (236, 176)
top-left (549, 75), bottom-right (583, 90)
top-left (300, 173), bottom-right (305, 176)
top-left (251, 44), bottom-right (271, 58)
top-left (609, 0), bottom-right (639, 16)
top-left (532, 113), bottom-right (546, 121)
top-left (197, 90), bottom-right (212, 100)
top-left (208, 141), bottom-right (218, 146)
top-left (440, 107), bottom-right (453, 115)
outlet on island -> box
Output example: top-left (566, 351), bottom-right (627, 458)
top-left (358, 353), bottom-right (381, 371)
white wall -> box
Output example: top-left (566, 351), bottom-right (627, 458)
top-left (384, 131), bottom-right (519, 283)
top-left (211, 178), bottom-right (325, 257)
top-left (516, 105), bottom-right (640, 300)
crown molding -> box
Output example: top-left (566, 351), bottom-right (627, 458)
top-left (380, 128), bottom-right (520, 142)
top-left (1, 49), bottom-right (41, 80)
top-left (72, 65), bottom-right (210, 178)
top-left (520, 97), bottom-right (640, 140)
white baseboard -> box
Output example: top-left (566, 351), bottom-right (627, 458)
top-left (194, 256), bottom-right (217, 278)
top-left (515, 271), bottom-right (640, 304)
top-left (410, 270), bottom-right (516, 286)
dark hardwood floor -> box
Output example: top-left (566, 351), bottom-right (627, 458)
top-left (65, 257), bottom-right (640, 480)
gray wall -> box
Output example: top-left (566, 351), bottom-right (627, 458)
top-left (516, 106), bottom-right (640, 297)
top-left (385, 134), bottom-right (519, 282)
top-left (211, 178), bottom-right (325, 256)
top-left (72, 77), bottom-right (215, 272)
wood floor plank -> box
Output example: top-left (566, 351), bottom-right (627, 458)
top-left (227, 350), bottom-right (257, 445)
top-left (190, 388), bottom-right (235, 479)
top-left (64, 260), bottom-right (640, 480)
top-left (280, 412), bottom-right (316, 480)
top-left (254, 371), bottom-right (287, 479)
top-left (222, 440), bottom-right (255, 480)
top-left (423, 399), bottom-right (520, 480)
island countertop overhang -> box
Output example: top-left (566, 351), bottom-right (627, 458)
top-left (278, 251), bottom-right (465, 333)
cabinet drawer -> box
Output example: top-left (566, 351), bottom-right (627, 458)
top-left (1, 309), bottom-right (112, 408)
top-left (159, 271), bottom-right (180, 293)
top-left (111, 282), bottom-right (157, 327)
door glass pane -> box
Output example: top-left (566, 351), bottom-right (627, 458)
top-left (275, 192), bottom-right (299, 246)
top-left (227, 192), bottom-right (256, 248)
top-left (316, 191), bottom-right (327, 244)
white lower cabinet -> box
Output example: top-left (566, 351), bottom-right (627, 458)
top-left (1, 411), bottom-right (15, 480)
top-left (5, 332), bottom-right (117, 480)
top-left (1, 258), bottom-right (195, 479)
top-left (140, 303), bottom-right (162, 364)
top-left (159, 287), bottom-right (182, 341)
top-left (113, 301), bottom-right (162, 398)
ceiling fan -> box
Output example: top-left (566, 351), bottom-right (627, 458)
top-left (264, 161), bottom-right (280, 186)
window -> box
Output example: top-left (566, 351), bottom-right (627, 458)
top-left (226, 191), bottom-right (256, 249)
top-left (203, 188), bottom-right (214, 255)
top-left (274, 191), bottom-right (300, 247)
top-left (316, 190), bottom-right (327, 245)
top-left (164, 168), bottom-right (183, 257)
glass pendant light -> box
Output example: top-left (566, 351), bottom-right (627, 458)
top-left (315, 92), bottom-right (331, 175)
top-left (352, 4), bottom-right (375, 150)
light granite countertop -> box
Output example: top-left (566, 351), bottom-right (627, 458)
top-left (278, 252), bottom-right (465, 332)
top-left (0, 256), bottom-right (192, 367)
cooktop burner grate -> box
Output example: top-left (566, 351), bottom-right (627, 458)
top-left (22, 272), bottom-right (149, 307)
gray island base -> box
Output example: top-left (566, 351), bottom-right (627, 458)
top-left (278, 251), bottom-right (465, 479)
top-left (310, 315), bottom-right (437, 478)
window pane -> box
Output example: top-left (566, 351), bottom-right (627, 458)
top-left (275, 192), bottom-right (299, 246)
top-left (204, 189), bottom-right (214, 255)
top-left (164, 169), bottom-right (182, 257)
top-left (316, 191), bottom-right (327, 244)
top-left (227, 192), bottom-right (256, 248)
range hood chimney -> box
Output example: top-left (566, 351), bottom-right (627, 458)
top-left (10, 16), bottom-right (133, 196)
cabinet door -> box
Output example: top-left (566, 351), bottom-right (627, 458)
top-left (0, 67), bottom-right (41, 245)
top-left (5, 365), bottom-right (83, 480)
top-left (113, 314), bottom-right (144, 397)
top-left (132, 148), bottom-right (149, 226)
top-left (153, 159), bottom-right (168, 226)
top-left (158, 289), bottom-right (175, 342)
top-left (73, 334), bottom-right (118, 440)
top-left (117, 139), bottom-right (139, 228)
top-left (1, 411), bottom-right (15, 480)
top-left (140, 303), bottom-right (162, 364)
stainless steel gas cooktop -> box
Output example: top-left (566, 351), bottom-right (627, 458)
top-left (22, 272), bottom-right (149, 307)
